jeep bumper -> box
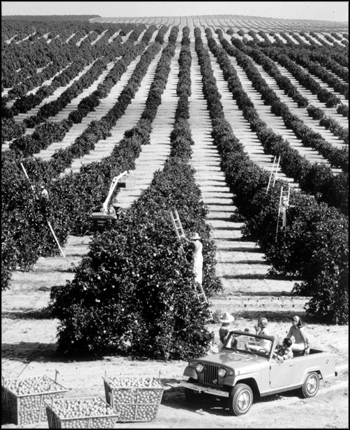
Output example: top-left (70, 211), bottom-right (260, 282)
top-left (180, 381), bottom-right (230, 398)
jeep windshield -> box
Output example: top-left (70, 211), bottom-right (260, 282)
top-left (223, 331), bottom-right (273, 357)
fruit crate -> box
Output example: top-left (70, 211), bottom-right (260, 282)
top-left (1, 375), bottom-right (68, 426)
top-left (103, 376), bottom-right (164, 422)
top-left (45, 396), bottom-right (119, 429)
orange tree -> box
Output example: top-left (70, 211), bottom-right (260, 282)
top-left (49, 127), bottom-right (221, 359)
top-left (48, 27), bottom-right (221, 359)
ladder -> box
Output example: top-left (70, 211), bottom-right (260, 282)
top-left (169, 209), bottom-right (185, 239)
top-left (20, 163), bottom-right (66, 258)
top-left (194, 282), bottom-right (209, 305)
top-left (194, 282), bottom-right (212, 320)
top-left (275, 184), bottom-right (291, 239)
top-left (266, 156), bottom-right (280, 193)
top-left (169, 209), bottom-right (212, 318)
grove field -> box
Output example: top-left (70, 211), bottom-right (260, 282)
top-left (1, 14), bottom-right (348, 428)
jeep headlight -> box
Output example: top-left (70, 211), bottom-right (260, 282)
top-left (218, 368), bottom-right (227, 378)
top-left (196, 363), bottom-right (204, 373)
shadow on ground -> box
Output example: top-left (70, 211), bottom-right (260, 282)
top-left (2, 308), bottom-right (53, 320)
top-left (212, 310), bottom-right (309, 322)
top-left (2, 342), bottom-right (57, 363)
top-left (1, 343), bottom-right (127, 364)
top-left (160, 378), bottom-right (301, 417)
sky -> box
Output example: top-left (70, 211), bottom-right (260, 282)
top-left (1, 1), bottom-right (349, 22)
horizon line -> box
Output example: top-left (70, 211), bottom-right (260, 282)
top-left (1, 14), bottom-right (348, 24)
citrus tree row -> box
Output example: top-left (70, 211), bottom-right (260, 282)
top-left (13, 58), bottom-right (107, 119)
top-left (1, 26), bottom-right (175, 290)
top-left (292, 46), bottom-right (348, 84)
top-left (1, 18), bottom-right (135, 47)
top-left (2, 27), bottom-right (183, 288)
top-left (5, 24), bottom-right (167, 161)
top-left (230, 29), bottom-right (349, 95)
top-left (195, 27), bottom-right (348, 324)
top-left (1, 21), bottom-right (133, 90)
top-left (259, 45), bottom-right (345, 108)
top-left (230, 38), bottom-right (343, 109)
top-left (232, 28), bottom-right (348, 50)
top-left (226, 40), bottom-right (349, 172)
top-left (4, 61), bottom-right (72, 101)
top-left (2, 24), bottom-right (144, 117)
top-left (1, 20), bottom-right (154, 102)
top-left (227, 43), bottom-right (349, 188)
top-left (219, 32), bottom-right (310, 108)
top-left (2, 25), bottom-right (160, 148)
top-left (49, 26), bottom-right (222, 359)
top-left (207, 28), bottom-right (348, 216)
top-left (278, 49), bottom-right (348, 98)
top-left (244, 39), bottom-right (349, 120)
top-left (306, 105), bottom-right (348, 143)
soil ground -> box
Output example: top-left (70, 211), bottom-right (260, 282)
top-left (1, 250), bottom-right (348, 429)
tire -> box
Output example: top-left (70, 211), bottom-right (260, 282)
top-left (229, 383), bottom-right (253, 416)
top-left (300, 372), bottom-right (320, 398)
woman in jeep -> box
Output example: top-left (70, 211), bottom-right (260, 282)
top-left (286, 315), bottom-right (310, 355)
top-left (246, 317), bottom-right (271, 352)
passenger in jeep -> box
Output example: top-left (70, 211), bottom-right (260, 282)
top-left (273, 338), bottom-right (293, 362)
top-left (245, 317), bottom-right (271, 352)
top-left (286, 316), bottom-right (310, 356)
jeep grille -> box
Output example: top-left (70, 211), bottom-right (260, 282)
top-left (203, 364), bottom-right (219, 386)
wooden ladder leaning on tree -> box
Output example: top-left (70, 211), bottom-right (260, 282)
top-left (169, 209), bottom-right (212, 318)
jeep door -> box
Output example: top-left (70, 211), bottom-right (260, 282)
top-left (269, 359), bottom-right (295, 389)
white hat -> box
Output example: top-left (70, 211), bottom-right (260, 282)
top-left (192, 232), bottom-right (201, 240)
top-left (219, 312), bottom-right (234, 323)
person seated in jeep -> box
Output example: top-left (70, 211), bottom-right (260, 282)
top-left (245, 317), bottom-right (271, 352)
top-left (286, 315), bottom-right (310, 356)
top-left (273, 338), bottom-right (293, 362)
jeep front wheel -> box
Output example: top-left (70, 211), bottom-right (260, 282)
top-left (229, 383), bottom-right (253, 416)
top-left (300, 372), bottom-right (320, 398)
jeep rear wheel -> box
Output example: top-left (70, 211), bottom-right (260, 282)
top-left (300, 372), bottom-right (320, 398)
top-left (229, 383), bottom-right (253, 416)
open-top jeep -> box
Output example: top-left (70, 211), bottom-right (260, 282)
top-left (180, 330), bottom-right (337, 416)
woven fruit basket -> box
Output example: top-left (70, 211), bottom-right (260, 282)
top-left (1, 374), bottom-right (68, 426)
top-left (45, 396), bottom-right (119, 429)
top-left (103, 376), bottom-right (164, 422)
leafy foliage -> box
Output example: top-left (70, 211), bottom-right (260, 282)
top-left (197, 28), bottom-right (349, 324)
top-left (48, 25), bottom-right (221, 359)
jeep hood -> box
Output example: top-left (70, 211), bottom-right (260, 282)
top-left (195, 351), bottom-right (266, 372)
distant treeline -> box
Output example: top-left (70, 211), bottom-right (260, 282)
top-left (2, 15), bottom-right (100, 21)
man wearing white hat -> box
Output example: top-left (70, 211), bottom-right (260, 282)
top-left (182, 232), bottom-right (203, 285)
top-left (218, 312), bottom-right (235, 351)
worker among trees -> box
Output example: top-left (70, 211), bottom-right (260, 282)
top-left (40, 184), bottom-right (49, 201)
top-left (280, 195), bottom-right (289, 228)
top-left (39, 184), bottom-right (50, 219)
top-left (182, 232), bottom-right (203, 285)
